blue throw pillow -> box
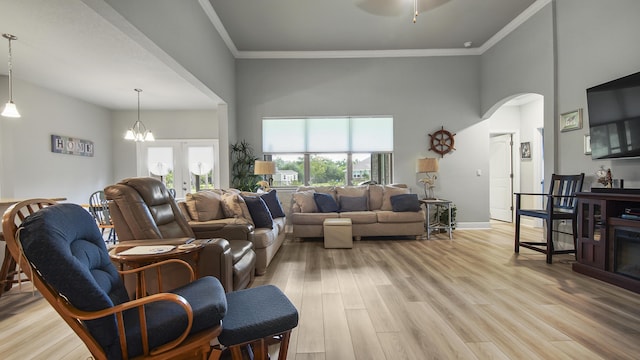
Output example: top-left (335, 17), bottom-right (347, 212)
top-left (339, 196), bottom-right (368, 212)
top-left (314, 193), bottom-right (339, 213)
top-left (390, 194), bottom-right (420, 212)
top-left (260, 189), bottom-right (286, 218)
top-left (242, 196), bottom-right (274, 228)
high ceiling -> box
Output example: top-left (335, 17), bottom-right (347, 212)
top-left (0, 0), bottom-right (540, 110)
top-left (211, 0), bottom-right (537, 53)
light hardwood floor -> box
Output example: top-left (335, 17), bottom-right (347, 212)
top-left (1, 222), bottom-right (639, 359)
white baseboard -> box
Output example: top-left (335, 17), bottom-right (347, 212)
top-left (455, 222), bottom-right (491, 230)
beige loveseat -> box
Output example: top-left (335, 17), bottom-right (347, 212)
top-left (178, 188), bottom-right (286, 275)
top-left (291, 184), bottom-right (425, 240)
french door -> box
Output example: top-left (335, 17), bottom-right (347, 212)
top-left (137, 140), bottom-right (220, 199)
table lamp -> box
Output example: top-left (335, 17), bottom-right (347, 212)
top-left (254, 160), bottom-right (276, 190)
top-left (417, 158), bottom-right (439, 199)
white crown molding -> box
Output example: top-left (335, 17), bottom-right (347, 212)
top-left (237, 48), bottom-right (482, 60)
top-left (478, 0), bottom-right (552, 54)
top-left (198, 0), bottom-right (239, 58)
top-left (204, 0), bottom-right (551, 60)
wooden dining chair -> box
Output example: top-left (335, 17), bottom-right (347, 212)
top-left (0, 199), bottom-right (58, 298)
top-left (514, 173), bottom-right (584, 263)
top-left (89, 190), bottom-right (116, 244)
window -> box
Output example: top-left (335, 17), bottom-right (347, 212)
top-left (263, 117), bottom-right (393, 186)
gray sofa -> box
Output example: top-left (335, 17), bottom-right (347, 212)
top-left (291, 184), bottom-right (425, 240)
top-left (179, 188), bottom-right (286, 275)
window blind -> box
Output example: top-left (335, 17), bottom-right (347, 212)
top-left (262, 117), bottom-right (393, 153)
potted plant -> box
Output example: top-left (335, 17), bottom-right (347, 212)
top-left (230, 140), bottom-right (261, 191)
top-left (438, 204), bottom-right (457, 230)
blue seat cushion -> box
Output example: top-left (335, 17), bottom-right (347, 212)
top-left (218, 285), bottom-right (298, 346)
top-left (121, 276), bottom-right (227, 358)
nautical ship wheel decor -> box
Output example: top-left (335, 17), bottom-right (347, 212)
top-left (429, 126), bottom-right (456, 157)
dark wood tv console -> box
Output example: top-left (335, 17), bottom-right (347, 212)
top-left (574, 191), bottom-right (640, 293)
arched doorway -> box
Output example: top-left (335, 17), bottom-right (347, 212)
top-left (486, 93), bottom-right (544, 223)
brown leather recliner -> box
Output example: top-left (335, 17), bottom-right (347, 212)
top-left (104, 177), bottom-right (256, 292)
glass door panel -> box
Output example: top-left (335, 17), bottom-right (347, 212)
top-left (147, 146), bottom-right (175, 190)
top-left (187, 145), bottom-right (216, 193)
top-left (138, 140), bottom-right (219, 199)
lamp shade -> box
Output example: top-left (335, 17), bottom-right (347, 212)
top-left (254, 160), bottom-right (276, 175)
top-left (1, 101), bottom-right (20, 118)
top-left (417, 158), bottom-right (439, 173)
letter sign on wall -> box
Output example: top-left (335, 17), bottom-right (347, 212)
top-left (51, 134), bottom-right (94, 157)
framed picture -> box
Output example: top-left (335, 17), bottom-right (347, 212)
top-left (560, 109), bottom-right (583, 132)
top-left (584, 134), bottom-right (592, 155)
top-left (520, 142), bottom-right (531, 160)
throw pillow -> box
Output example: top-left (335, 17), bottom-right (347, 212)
top-left (339, 196), bottom-right (368, 212)
top-left (390, 194), bottom-right (420, 212)
top-left (293, 190), bottom-right (318, 213)
top-left (314, 193), bottom-right (339, 213)
top-left (260, 189), bottom-right (286, 218)
top-left (380, 186), bottom-right (410, 211)
top-left (220, 192), bottom-right (254, 226)
top-left (242, 196), bottom-right (274, 229)
top-left (185, 190), bottom-right (225, 221)
top-left (336, 185), bottom-right (369, 210)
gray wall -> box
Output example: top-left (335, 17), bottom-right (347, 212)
top-left (555, 0), bottom-right (640, 188)
top-left (480, 3), bottom-right (555, 187)
top-left (111, 109), bottom-right (219, 182)
top-left (236, 57), bottom-right (490, 225)
top-left (0, 77), bottom-right (113, 204)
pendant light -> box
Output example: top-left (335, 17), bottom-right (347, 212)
top-left (2, 34), bottom-right (20, 118)
top-left (124, 88), bottom-right (154, 142)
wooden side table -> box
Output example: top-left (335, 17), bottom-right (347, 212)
top-left (419, 199), bottom-right (453, 240)
top-left (109, 241), bottom-right (205, 298)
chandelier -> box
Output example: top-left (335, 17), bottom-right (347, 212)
top-left (2, 34), bottom-right (20, 118)
top-left (124, 88), bottom-right (154, 142)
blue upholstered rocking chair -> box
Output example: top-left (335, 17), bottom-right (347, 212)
top-left (2, 199), bottom-right (227, 360)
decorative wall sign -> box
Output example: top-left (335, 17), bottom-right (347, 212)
top-left (51, 134), bottom-right (94, 157)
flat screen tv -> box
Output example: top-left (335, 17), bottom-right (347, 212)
top-left (586, 71), bottom-right (640, 159)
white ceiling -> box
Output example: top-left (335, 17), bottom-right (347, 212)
top-left (0, 0), bottom-right (220, 110)
top-left (210, 0), bottom-right (537, 53)
top-left (0, 0), bottom-right (542, 110)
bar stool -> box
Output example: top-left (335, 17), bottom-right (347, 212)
top-left (219, 285), bottom-right (299, 360)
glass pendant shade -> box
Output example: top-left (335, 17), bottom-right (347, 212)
top-left (2, 34), bottom-right (20, 118)
top-left (1, 101), bottom-right (20, 118)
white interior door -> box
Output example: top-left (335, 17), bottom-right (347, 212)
top-left (490, 133), bottom-right (514, 222)
top-left (137, 140), bottom-right (220, 199)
